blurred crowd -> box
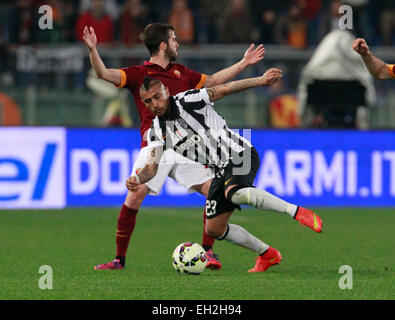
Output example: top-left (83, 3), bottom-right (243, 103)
top-left (0, 0), bottom-right (394, 48)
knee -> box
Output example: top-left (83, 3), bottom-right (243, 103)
top-left (205, 224), bottom-right (226, 239)
top-left (125, 184), bottom-right (148, 208)
top-left (224, 185), bottom-right (247, 204)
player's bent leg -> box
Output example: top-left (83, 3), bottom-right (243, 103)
top-left (225, 185), bottom-right (297, 217)
top-left (204, 211), bottom-right (232, 239)
top-left (215, 221), bottom-right (280, 273)
top-left (216, 222), bottom-right (269, 255)
top-left (200, 206), bottom-right (219, 269)
top-left (227, 186), bottom-right (323, 233)
top-left (201, 205), bottom-right (228, 271)
top-left (204, 211), bottom-right (233, 271)
top-left (205, 204), bottom-right (282, 273)
top-left (206, 212), bottom-right (269, 254)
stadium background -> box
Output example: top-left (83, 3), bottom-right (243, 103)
top-left (0, 0), bottom-right (394, 301)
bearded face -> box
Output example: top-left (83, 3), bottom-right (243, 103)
top-left (165, 30), bottom-right (179, 61)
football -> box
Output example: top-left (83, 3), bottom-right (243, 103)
top-left (172, 242), bottom-right (207, 274)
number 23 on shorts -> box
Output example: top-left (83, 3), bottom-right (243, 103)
top-left (206, 200), bottom-right (217, 217)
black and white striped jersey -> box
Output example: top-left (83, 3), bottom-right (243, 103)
top-left (147, 88), bottom-right (253, 173)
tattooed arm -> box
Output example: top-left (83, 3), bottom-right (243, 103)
top-left (206, 68), bottom-right (283, 102)
top-left (126, 146), bottom-right (164, 192)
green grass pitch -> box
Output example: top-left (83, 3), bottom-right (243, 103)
top-left (0, 207), bottom-right (394, 300)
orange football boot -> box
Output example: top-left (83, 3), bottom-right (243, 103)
top-left (248, 247), bottom-right (282, 273)
top-left (294, 207), bottom-right (323, 233)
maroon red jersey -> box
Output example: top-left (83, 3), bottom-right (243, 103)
top-left (117, 61), bottom-right (207, 148)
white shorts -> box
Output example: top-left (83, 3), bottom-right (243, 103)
top-left (131, 146), bottom-right (213, 195)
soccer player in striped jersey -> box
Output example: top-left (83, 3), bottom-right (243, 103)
top-left (83, 23), bottom-right (266, 270)
top-left (352, 38), bottom-right (395, 79)
top-left (127, 73), bottom-right (323, 273)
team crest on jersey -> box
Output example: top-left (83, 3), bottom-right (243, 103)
top-left (177, 117), bottom-right (188, 128)
top-left (174, 69), bottom-right (181, 78)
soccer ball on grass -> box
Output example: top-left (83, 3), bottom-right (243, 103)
top-left (172, 242), bottom-right (207, 274)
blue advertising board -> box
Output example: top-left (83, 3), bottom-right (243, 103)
top-left (250, 130), bottom-right (395, 207)
top-left (0, 127), bottom-right (394, 208)
top-left (66, 128), bottom-right (207, 207)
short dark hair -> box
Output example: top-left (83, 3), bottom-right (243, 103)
top-left (140, 23), bottom-right (175, 56)
top-left (140, 76), bottom-right (163, 92)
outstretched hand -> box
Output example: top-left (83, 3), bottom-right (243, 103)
top-left (352, 38), bottom-right (369, 56)
top-left (261, 68), bottom-right (283, 86)
top-left (82, 26), bottom-right (97, 50)
top-left (243, 44), bottom-right (265, 66)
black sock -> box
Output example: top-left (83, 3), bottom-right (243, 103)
top-left (293, 206), bottom-right (300, 219)
top-left (115, 256), bottom-right (126, 267)
top-left (202, 245), bottom-right (212, 252)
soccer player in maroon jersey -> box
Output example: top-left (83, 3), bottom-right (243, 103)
top-left (352, 38), bottom-right (395, 79)
top-left (83, 23), bottom-right (265, 270)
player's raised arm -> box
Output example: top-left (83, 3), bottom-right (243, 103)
top-left (203, 44), bottom-right (265, 87)
top-left (125, 146), bottom-right (164, 192)
top-left (82, 26), bottom-right (122, 86)
top-left (206, 68), bottom-right (283, 102)
top-left (352, 38), bottom-right (393, 80)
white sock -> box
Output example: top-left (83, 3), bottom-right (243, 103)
top-left (217, 224), bottom-right (269, 255)
top-left (231, 187), bottom-right (298, 218)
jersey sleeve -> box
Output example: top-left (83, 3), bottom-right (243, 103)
top-left (175, 88), bottom-right (213, 109)
top-left (180, 65), bottom-right (207, 89)
top-left (115, 66), bottom-right (140, 89)
top-left (387, 64), bottom-right (395, 79)
top-left (188, 88), bottom-right (213, 105)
